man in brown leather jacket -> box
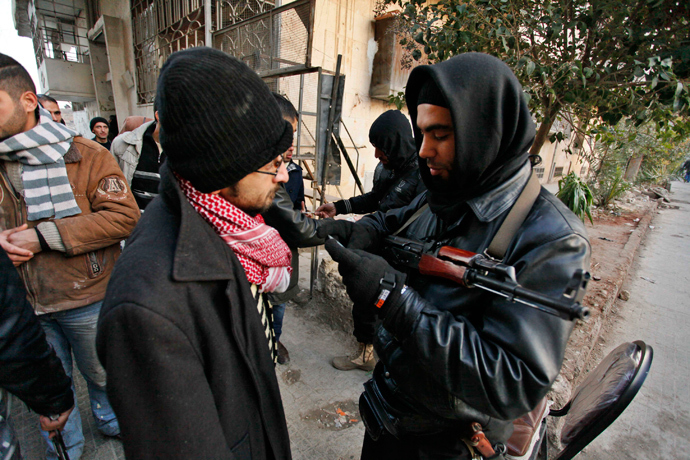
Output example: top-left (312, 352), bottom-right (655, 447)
top-left (0, 53), bottom-right (139, 460)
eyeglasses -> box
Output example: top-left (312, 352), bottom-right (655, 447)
top-left (253, 155), bottom-right (285, 176)
top-left (254, 170), bottom-right (279, 176)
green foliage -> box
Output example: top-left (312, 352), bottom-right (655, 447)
top-left (556, 172), bottom-right (593, 224)
top-left (586, 119), bottom-right (690, 187)
top-left (637, 165), bottom-right (665, 184)
top-left (591, 167), bottom-right (631, 209)
top-left (376, 0), bottom-right (690, 155)
top-left (387, 90), bottom-right (406, 110)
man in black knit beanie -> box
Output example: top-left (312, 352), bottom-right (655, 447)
top-left (98, 47), bottom-right (295, 460)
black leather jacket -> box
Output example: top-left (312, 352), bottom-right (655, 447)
top-left (262, 186), bottom-right (325, 304)
top-left (338, 165), bottom-right (425, 215)
top-left (0, 249), bottom-right (73, 416)
top-left (263, 186), bottom-right (324, 248)
top-left (359, 188), bottom-right (590, 439)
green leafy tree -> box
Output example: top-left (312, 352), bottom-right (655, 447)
top-left (377, 0), bottom-right (690, 156)
top-left (588, 119), bottom-right (690, 186)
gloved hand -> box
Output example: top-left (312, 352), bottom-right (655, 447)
top-left (316, 219), bottom-right (379, 251)
top-left (325, 238), bottom-right (405, 316)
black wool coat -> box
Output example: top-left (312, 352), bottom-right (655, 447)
top-left (97, 163), bottom-right (291, 460)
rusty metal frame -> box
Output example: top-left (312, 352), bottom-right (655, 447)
top-left (212, 0), bottom-right (315, 77)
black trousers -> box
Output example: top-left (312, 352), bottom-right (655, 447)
top-left (352, 302), bottom-right (379, 344)
top-left (361, 429), bottom-right (474, 460)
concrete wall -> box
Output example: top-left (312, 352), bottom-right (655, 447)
top-left (98, 1), bottom-right (154, 123)
top-left (540, 136), bottom-right (593, 187)
top-left (312, 0), bottom-right (400, 200)
top-left (39, 59), bottom-right (96, 101)
top-left (72, 109), bottom-right (92, 138)
top-left (87, 39), bottom-right (115, 116)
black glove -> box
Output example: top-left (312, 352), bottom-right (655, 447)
top-left (317, 219), bottom-right (379, 251)
top-left (325, 238), bottom-right (405, 316)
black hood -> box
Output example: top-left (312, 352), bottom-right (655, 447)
top-left (405, 53), bottom-right (535, 221)
top-left (368, 110), bottom-right (417, 172)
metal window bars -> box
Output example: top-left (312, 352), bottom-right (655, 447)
top-left (131, 0), bottom-right (207, 104)
top-left (30, 0), bottom-right (91, 67)
top-left (130, 0), bottom-right (284, 105)
top-left (212, 0), bottom-right (313, 77)
top-left (216, 0), bottom-right (276, 30)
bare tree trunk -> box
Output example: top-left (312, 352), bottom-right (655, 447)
top-left (594, 144), bottom-right (611, 181)
top-left (529, 103), bottom-right (562, 157)
top-left (530, 119), bottom-right (554, 156)
top-left (624, 154), bottom-right (644, 182)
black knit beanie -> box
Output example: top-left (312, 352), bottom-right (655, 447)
top-left (156, 47), bottom-right (293, 192)
top-left (90, 117), bottom-right (108, 132)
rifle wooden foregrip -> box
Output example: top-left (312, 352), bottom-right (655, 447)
top-left (419, 254), bottom-right (468, 286)
top-left (437, 246), bottom-right (478, 266)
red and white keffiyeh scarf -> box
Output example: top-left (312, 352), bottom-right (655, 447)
top-left (177, 174), bottom-right (292, 293)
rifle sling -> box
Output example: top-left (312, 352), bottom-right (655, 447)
top-left (392, 203), bottom-right (429, 237)
top-left (391, 170), bottom-right (541, 261)
top-left (486, 171), bottom-right (541, 260)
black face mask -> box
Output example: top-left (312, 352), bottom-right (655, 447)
top-left (368, 110), bottom-right (417, 173)
top-left (405, 53), bottom-right (536, 222)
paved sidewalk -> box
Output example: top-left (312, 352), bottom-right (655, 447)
top-left (577, 180), bottom-right (690, 458)
top-left (11, 371), bottom-right (125, 459)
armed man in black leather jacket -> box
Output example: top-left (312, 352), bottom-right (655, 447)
top-left (316, 110), bottom-right (425, 218)
top-left (317, 53), bottom-right (591, 459)
top-left (316, 110), bottom-right (427, 371)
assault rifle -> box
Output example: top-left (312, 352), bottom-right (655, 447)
top-left (382, 235), bottom-right (590, 321)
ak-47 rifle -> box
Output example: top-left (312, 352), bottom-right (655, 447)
top-left (382, 235), bottom-right (590, 321)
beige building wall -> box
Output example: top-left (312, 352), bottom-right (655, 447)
top-left (538, 134), bottom-right (593, 189)
top-left (77, 0), bottom-right (595, 199)
top-left (312, 0), bottom-right (404, 201)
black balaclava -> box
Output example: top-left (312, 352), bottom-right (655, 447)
top-left (368, 110), bottom-right (417, 172)
top-left (405, 53), bottom-right (535, 222)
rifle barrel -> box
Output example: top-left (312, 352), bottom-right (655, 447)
top-left (468, 271), bottom-right (590, 321)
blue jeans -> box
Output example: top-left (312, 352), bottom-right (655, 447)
top-left (38, 301), bottom-right (120, 460)
top-left (272, 303), bottom-right (286, 342)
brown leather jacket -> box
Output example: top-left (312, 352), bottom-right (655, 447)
top-left (0, 137), bottom-right (140, 314)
